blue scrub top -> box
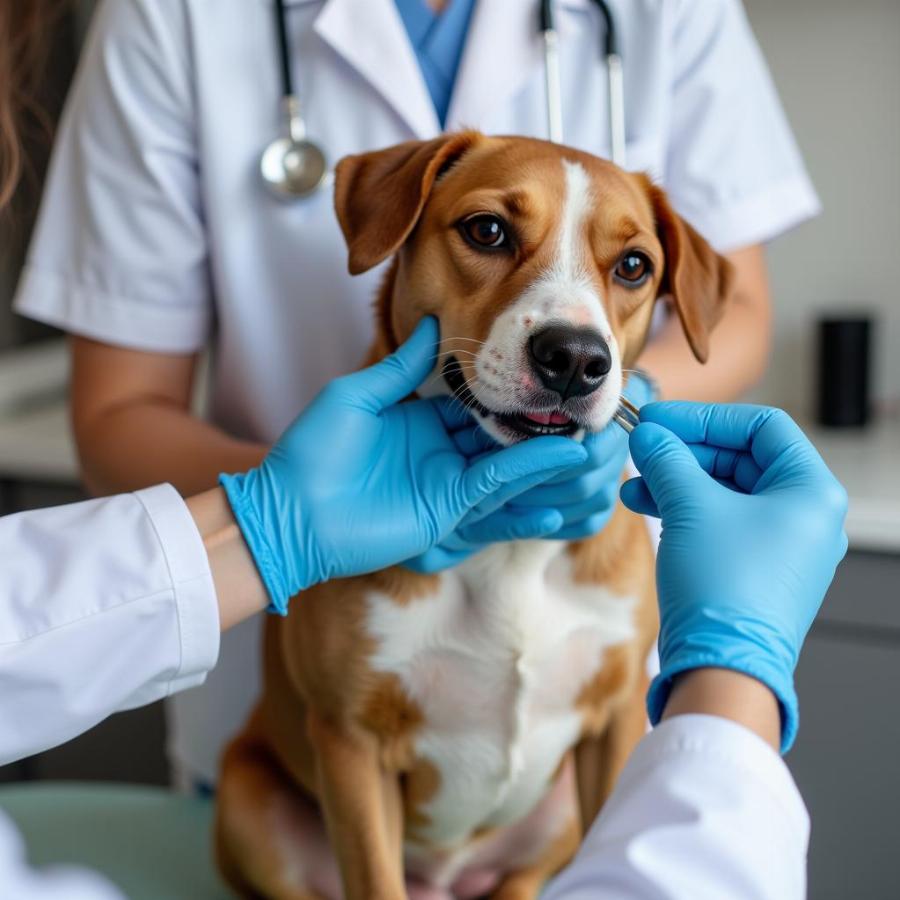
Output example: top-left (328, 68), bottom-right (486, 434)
top-left (394, 0), bottom-right (477, 127)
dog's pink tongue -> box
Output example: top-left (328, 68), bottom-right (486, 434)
top-left (524, 411), bottom-right (571, 426)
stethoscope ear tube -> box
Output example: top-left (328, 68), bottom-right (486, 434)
top-left (541, 0), bottom-right (564, 145)
top-left (539, 0), bottom-right (625, 169)
top-left (607, 51), bottom-right (625, 167)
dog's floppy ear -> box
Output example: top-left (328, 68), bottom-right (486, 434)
top-left (645, 181), bottom-right (734, 363)
top-left (334, 131), bottom-right (479, 276)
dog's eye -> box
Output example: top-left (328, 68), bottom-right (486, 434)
top-left (459, 214), bottom-right (509, 250)
top-left (614, 252), bottom-right (652, 287)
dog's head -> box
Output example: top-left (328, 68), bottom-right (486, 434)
top-left (335, 132), bottom-right (733, 444)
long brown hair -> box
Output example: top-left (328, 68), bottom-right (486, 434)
top-left (0, 0), bottom-right (66, 210)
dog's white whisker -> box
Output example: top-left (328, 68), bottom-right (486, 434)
top-left (421, 370), bottom-right (450, 390)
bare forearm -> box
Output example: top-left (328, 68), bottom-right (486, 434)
top-left (70, 336), bottom-right (267, 497)
top-left (185, 487), bottom-right (268, 631)
top-left (662, 668), bottom-right (781, 752)
top-left (77, 401), bottom-right (266, 497)
top-left (639, 244), bottom-right (772, 401)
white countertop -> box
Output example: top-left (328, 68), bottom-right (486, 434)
top-left (0, 341), bottom-right (79, 485)
top-left (803, 421), bottom-right (900, 554)
top-left (0, 401), bottom-right (79, 484)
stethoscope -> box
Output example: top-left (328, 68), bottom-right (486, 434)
top-left (259, 0), bottom-right (330, 199)
top-left (259, 0), bottom-right (624, 200)
top-left (540, 0), bottom-right (624, 166)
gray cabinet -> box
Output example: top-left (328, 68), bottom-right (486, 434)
top-left (789, 551), bottom-right (900, 899)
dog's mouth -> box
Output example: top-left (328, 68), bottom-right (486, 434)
top-left (442, 356), bottom-right (581, 439)
top-left (495, 409), bottom-right (578, 437)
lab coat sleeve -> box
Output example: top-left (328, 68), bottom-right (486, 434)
top-left (664, 0), bottom-right (821, 251)
top-left (13, 0), bottom-right (210, 354)
top-left (544, 715), bottom-right (809, 900)
top-left (0, 812), bottom-right (124, 900)
top-left (0, 485), bottom-right (220, 765)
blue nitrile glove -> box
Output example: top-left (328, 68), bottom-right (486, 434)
top-left (220, 318), bottom-right (587, 614)
top-left (620, 402), bottom-right (849, 752)
top-left (404, 372), bottom-right (655, 573)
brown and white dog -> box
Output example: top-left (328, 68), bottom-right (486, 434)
top-left (215, 132), bottom-right (733, 900)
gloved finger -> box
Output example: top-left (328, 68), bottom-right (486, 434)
top-left (552, 510), bottom-right (615, 541)
top-left (541, 420), bottom-right (628, 485)
top-left (509, 462), bottom-right (608, 508)
top-left (628, 422), bottom-right (710, 517)
top-left (450, 424), bottom-right (499, 459)
top-left (639, 402), bottom-right (838, 494)
top-left (402, 545), bottom-right (477, 574)
top-left (459, 461), bottom-right (585, 523)
top-left (431, 395), bottom-right (475, 433)
top-left (744, 408), bottom-right (833, 480)
top-left (457, 437), bottom-right (587, 513)
top-left (523, 483), bottom-right (615, 526)
top-left (638, 401), bottom-right (808, 465)
top-left (638, 401), bottom-right (768, 449)
top-left (620, 476), bottom-right (661, 518)
top-left (687, 444), bottom-right (764, 494)
top-left (342, 317), bottom-right (439, 412)
top-left (458, 507), bottom-right (564, 544)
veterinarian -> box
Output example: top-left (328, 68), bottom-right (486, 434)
top-left (12, 0), bottom-right (822, 791)
top-left (0, 399), bottom-right (847, 897)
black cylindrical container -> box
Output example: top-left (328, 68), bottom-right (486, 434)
top-left (816, 316), bottom-right (871, 428)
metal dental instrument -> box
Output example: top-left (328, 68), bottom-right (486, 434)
top-left (613, 396), bottom-right (640, 433)
top-left (539, 0), bottom-right (626, 168)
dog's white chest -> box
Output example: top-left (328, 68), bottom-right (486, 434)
top-left (365, 541), bottom-right (636, 847)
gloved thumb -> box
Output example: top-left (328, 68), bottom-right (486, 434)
top-left (625, 422), bottom-right (708, 519)
top-left (349, 317), bottom-right (439, 412)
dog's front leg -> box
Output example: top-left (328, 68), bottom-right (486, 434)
top-left (307, 711), bottom-right (405, 900)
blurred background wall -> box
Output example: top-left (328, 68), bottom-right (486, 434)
top-left (744, 0), bottom-right (900, 420)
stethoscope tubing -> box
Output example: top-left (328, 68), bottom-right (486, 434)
top-left (539, 0), bottom-right (625, 167)
top-left (274, 0), bottom-right (295, 98)
top-left (265, 0), bottom-right (626, 200)
top-left (261, 0), bottom-right (328, 198)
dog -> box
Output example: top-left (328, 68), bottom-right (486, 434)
top-left (214, 131), bottom-right (733, 900)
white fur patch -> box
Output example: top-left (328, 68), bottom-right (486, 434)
top-left (470, 159), bottom-right (623, 444)
top-left (365, 540), bottom-right (636, 862)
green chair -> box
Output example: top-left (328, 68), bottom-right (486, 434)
top-left (0, 782), bottom-right (232, 900)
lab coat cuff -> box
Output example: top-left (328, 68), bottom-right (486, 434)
top-left (13, 264), bottom-right (210, 354)
top-left (681, 173), bottom-right (822, 253)
top-left (134, 484), bottom-right (221, 692)
top-left (637, 715), bottom-right (810, 844)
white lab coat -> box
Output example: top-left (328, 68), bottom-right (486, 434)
top-left (14, 0), bottom-right (820, 785)
top-left (0, 491), bottom-right (808, 898)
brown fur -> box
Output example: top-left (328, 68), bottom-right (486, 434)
top-left (216, 132), bottom-right (732, 899)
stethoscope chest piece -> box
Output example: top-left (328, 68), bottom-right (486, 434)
top-left (260, 95), bottom-right (328, 200)
top-left (261, 0), bottom-right (329, 201)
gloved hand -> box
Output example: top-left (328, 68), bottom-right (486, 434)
top-left (220, 318), bottom-right (587, 614)
top-left (404, 371), bottom-right (655, 573)
top-left (620, 402), bottom-right (849, 752)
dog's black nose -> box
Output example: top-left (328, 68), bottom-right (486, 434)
top-left (528, 324), bottom-right (611, 399)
